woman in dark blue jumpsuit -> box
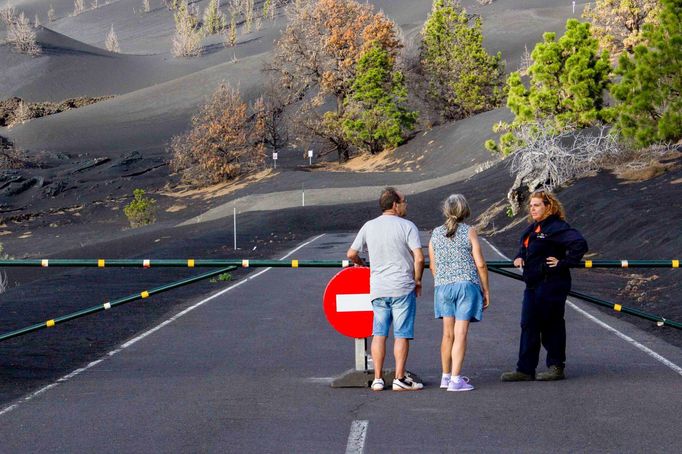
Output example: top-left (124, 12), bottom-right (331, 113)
top-left (501, 190), bottom-right (588, 381)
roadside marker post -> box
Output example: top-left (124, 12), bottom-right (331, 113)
top-left (308, 149), bottom-right (313, 166)
top-left (272, 152), bottom-right (278, 169)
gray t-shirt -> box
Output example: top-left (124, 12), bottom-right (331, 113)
top-left (350, 214), bottom-right (421, 300)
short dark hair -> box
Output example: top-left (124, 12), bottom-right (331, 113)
top-left (380, 187), bottom-right (401, 211)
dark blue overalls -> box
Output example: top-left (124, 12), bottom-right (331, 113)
top-left (514, 215), bottom-right (588, 375)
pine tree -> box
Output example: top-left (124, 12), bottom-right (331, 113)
top-left (611, 0), bottom-right (682, 148)
top-left (487, 19), bottom-right (612, 154)
top-left (222, 14), bottom-right (237, 47)
top-left (105, 24), bottom-right (120, 53)
top-left (342, 42), bottom-right (417, 154)
top-left (420, 0), bottom-right (504, 121)
top-left (172, 0), bottom-right (202, 57)
top-left (203, 0), bottom-right (224, 34)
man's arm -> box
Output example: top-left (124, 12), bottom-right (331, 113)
top-left (346, 247), bottom-right (365, 267)
top-left (412, 247), bottom-right (425, 297)
top-left (347, 226), bottom-right (367, 266)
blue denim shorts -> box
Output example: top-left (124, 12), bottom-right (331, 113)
top-left (434, 281), bottom-right (483, 322)
top-left (372, 291), bottom-right (416, 339)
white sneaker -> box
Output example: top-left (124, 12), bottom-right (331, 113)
top-left (371, 378), bottom-right (384, 391)
top-left (440, 375), bottom-right (451, 389)
top-left (392, 375), bottom-right (424, 391)
top-left (447, 376), bottom-right (474, 392)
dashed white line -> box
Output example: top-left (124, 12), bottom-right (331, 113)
top-left (346, 420), bottom-right (369, 454)
top-left (482, 238), bottom-right (682, 376)
top-left (0, 234), bottom-right (326, 418)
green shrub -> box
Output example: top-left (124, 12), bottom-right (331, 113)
top-left (210, 272), bottom-right (232, 283)
top-left (123, 189), bottom-right (157, 228)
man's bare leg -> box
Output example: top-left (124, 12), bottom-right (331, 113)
top-left (371, 335), bottom-right (387, 380)
top-left (394, 338), bottom-right (409, 378)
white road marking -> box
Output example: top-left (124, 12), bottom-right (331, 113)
top-left (345, 420), bottom-right (369, 454)
top-left (336, 294), bottom-right (372, 312)
top-left (482, 238), bottom-right (682, 376)
top-left (0, 234), bottom-right (326, 418)
top-left (305, 377), bottom-right (334, 384)
top-left (566, 301), bottom-right (682, 376)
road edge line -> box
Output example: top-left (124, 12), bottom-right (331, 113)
top-left (482, 238), bottom-right (682, 377)
top-left (0, 234), bottom-right (326, 418)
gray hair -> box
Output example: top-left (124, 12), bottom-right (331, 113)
top-left (442, 194), bottom-right (470, 237)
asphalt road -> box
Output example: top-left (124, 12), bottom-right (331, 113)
top-left (0, 233), bottom-right (680, 453)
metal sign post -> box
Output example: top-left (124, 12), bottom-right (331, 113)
top-left (355, 338), bottom-right (369, 371)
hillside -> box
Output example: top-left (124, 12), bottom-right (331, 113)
top-left (0, 0), bottom-right (679, 404)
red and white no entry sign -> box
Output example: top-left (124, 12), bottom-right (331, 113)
top-left (323, 267), bottom-right (373, 338)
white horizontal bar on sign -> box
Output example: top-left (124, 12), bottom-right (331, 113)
top-left (336, 294), bottom-right (372, 312)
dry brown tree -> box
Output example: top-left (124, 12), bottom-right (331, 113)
top-left (258, 78), bottom-right (290, 154)
top-left (269, 0), bottom-right (402, 161)
top-left (3, 10), bottom-right (42, 56)
top-left (169, 83), bottom-right (266, 186)
top-left (507, 123), bottom-right (622, 214)
top-left (582, 0), bottom-right (660, 60)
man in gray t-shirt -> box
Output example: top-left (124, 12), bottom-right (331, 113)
top-left (347, 187), bottom-right (425, 391)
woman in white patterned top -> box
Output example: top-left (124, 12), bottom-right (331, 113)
top-left (428, 194), bottom-right (490, 391)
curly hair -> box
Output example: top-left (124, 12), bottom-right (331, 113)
top-left (529, 189), bottom-right (566, 221)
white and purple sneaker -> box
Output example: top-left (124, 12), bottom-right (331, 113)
top-left (440, 375), bottom-right (451, 389)
top-left (447, 376), bottom-right (474, 392)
